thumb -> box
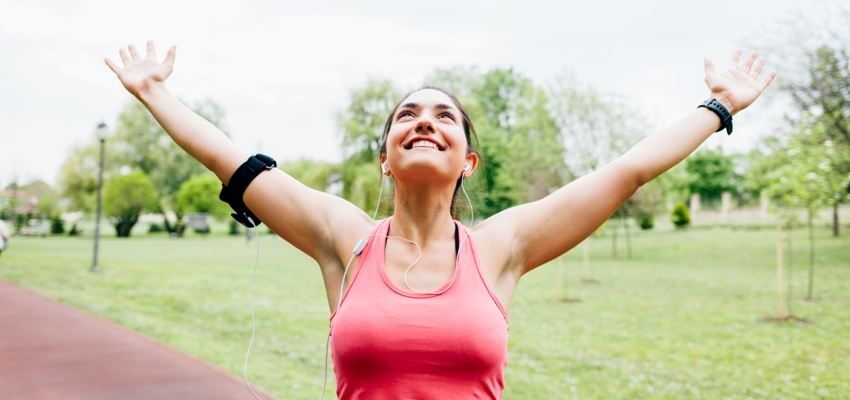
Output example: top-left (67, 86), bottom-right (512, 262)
top-left (704, 57), bottom-right (716, 77)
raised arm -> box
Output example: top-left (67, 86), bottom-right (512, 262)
top-left (478, 50), bottom-right (776, 277)
top-left (105, 42), bottom-right (371, 266)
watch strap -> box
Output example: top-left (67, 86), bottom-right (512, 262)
top-left (698, 99), bottom-right (733, 135)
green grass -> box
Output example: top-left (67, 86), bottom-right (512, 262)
top-left (1, 225), bottom-right (849, 399)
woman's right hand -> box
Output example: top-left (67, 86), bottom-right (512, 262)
top-left (105, 41), bottom-right (175, 98)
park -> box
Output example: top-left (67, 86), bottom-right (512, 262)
top-left (1, 215), bottom-right (848, 398)
top-left (2, 1), bottom-right (850, 399)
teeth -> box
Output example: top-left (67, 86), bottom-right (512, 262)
top-left (412, 140), bottom-right (437, 149)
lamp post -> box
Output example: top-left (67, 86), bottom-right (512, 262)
top-left (91, 122), bottom-right (108, 273)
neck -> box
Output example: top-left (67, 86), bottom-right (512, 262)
top-left (390, 180), bottom-right (457, 245)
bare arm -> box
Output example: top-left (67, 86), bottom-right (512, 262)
top-left (105, 42), bottom-right (370, 264)
top-left (477, 50), bottom-right (776, 277)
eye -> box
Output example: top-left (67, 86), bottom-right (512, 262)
top-left (439, 112), bottom-right (457, 121)
top-left (396, 110), bottom-right (414, 120)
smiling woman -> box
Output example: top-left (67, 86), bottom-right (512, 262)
top-left (105, 41), bottom-right (775, 399)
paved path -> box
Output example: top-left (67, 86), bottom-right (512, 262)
top-left (0, 280), bottom-right (279, 400)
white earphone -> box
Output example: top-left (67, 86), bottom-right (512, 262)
top-left (381, 162), bottom-right (389, 174)
top-left (463, 162), bottom-right (471, 172)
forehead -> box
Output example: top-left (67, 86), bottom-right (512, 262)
top-left (398, 89), bottom-right (457, 109)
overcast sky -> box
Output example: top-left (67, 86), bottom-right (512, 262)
top-left (0, 0), bottom-right (810, 188)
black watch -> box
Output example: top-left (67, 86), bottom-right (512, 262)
top-left (698, 99), bottom-right (733, 135)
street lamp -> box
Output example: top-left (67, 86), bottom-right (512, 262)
top-left (91, 122), bottom-right (108, 273)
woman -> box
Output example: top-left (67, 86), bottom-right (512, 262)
top-left (106, 42), bottom-right (774, 399)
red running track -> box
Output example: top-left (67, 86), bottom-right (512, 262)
top-left (0, 280), bottom-right (278, 400)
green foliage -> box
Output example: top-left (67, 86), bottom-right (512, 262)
top-left (684, 147), bottom-right (740, 205)
top-left (49, 215), bottom-right (64, 235)
top-left (174, 174), bottom-right (230, 218)
top-left (68, 223), bottom-right (81, 236)
top-left (671, 203), bottom-right (690, 229)
top-left (228, 219), bottom-right (240, 236)
top-left (637, 210), bottom-right (654, 230)
top-left (59, 99), bottom-right (229, 236)
top-left (38, 194), bottom-right (61, 219)
top-left (103, 170), bottom-right (158, 237)
top-left (280, 159), bottom-right (338, 193)
top-left (336, 79), bottom-right (401, 164)
top-left (148, 223), bottom-right (164, 233)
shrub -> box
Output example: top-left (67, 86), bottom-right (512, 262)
top-left (50, 215), bottom-right (65, 235)
top-left (637, 210), bottom-right (654, 230)
top-left (229, 220), bottom-right (241, 236)
top-left (68, 223), bottom-right (81, 236)
top-left (148, 223), bottom-right (164, 233)
top-left (672, 203), bottom-right (690, 229)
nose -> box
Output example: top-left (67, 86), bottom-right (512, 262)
top-left (414, 113), bottom-right (436, 133)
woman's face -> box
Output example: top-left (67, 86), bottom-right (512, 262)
top-left (383, 89), bottom-right (473, 183)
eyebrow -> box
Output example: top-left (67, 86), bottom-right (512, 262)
top-left (397, 102), bottom-right (459, 113)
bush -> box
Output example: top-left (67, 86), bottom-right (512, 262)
top-left (148, 223), bottom-right (164, 233)
top-left (50, 215), bottom-right (65, 235)
top-left (672, 203), bottom-right (690, 229)
top-left (637, 211), bottom-right (654, 230)
top-left (228, 220), bottom-right (241, 236)
top-left (68, 223), bottom-right (81, 236)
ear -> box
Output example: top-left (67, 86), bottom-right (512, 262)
top-left (463, 153), bottom-right (479, 177)
top-left (380, 155), bottom-right (390, 176)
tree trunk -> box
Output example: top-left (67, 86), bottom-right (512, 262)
top-left (625, 218), bottom-right (632, 260)
top-left (114, 215), bottom-right (139, 238)
top-left (776, 223), bottom-right (787, 319)
top-left (611, 219), bottom-right (618, 260)
top-left (833, 202), bottom-right (839, 237)
top-left (807, 208), bottom-right (816, 301)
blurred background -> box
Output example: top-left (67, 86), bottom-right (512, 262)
top-left (1, 1), bottom-right (849, 398)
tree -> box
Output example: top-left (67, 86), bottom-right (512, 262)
top-left (548, 72), bottom-right (653, 258)
top-left (473, 68), bottom-right (568, 211)
top-left (175, 174), bottom-right (231, 219)
top-left (103, 170), bottom-right (158, 238)
top-left (335, 79), bottom-right (403, 214)
top-left (684, 148), bottom-right (741, 207)
top-left (751, 2), bottom-right (850, 236)
top-left (281, 159), bottom-right (339, 193)
top-left (764, 121), bottom-right (850, 300)
top-left (110, 99), bottom-right (228, 236)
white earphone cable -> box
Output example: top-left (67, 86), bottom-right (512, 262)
top-left (244, 219), bottom-right (262, 400)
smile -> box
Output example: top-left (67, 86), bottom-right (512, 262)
top-left (406, 139), bottom-right (443, 150)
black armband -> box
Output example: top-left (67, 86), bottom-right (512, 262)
top-left (219, 153), bottom-right (277, 227)
top-left (698, 99), bottom-right (733, 135)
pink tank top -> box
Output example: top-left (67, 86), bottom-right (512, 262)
top-left (330, 218), bottom-right (509, 399)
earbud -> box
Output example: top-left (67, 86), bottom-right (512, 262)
top-left (463, 162), bottom-right (471, 172)
top-left (381, 162), bottom-right (389, 174)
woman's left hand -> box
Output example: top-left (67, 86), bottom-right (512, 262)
top-left (704, 49), bottom-right (776, 115)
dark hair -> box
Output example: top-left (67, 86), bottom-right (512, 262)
top-left (378, 86), bottom-right (481, 219)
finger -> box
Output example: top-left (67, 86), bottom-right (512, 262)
top-left (104, 57), bottom-right (119, 74)
top-left (146, 40), bottom-right (156, 60)
top-left (759, 70), bottom-right (777, 90)
top-left (727, 49), bottom-right (743, 70)
top-left (163, 45), bottom-right (177, 66)
top-left (704, 57), bottom-right (717, 76)
top-left (748, 56), bottom-right (766, 79)
top-left (740, 51), bottom-right (757, 74)
top-left (128, 44), bottom-right (142, 61)
top-left (119, 48), bottom-right (131, 65)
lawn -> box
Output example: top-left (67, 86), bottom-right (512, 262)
top-left (1, 223), bottom-right (848, 399)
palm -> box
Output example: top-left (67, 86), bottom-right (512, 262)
top-left (704, 50), bottom-right (776, 114)
top-left (105, 41), bottom-right (176, 97)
